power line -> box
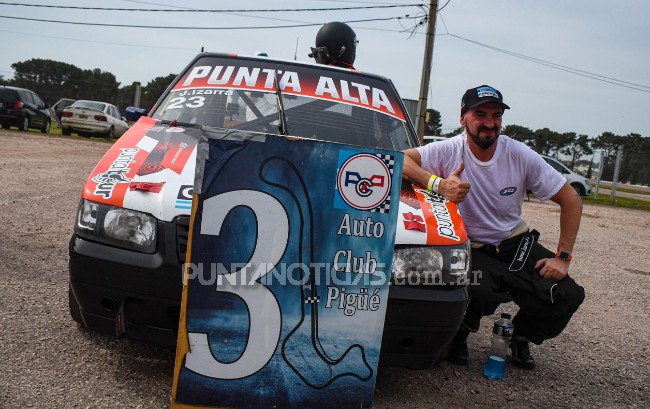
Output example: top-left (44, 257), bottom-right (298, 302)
top-left (446, 33), bottom-right (650, 94)
top-left (0, 14), bottom-right (416, 30)
top-left (437, 0), bottom-right (452, 12)
top-left (0, 1), bottom-right (426, 29)
top-left (433, 11), bottom-right (650, 96)
top-left (0, 1), bottom-right (423, 12)
top-left (3, 2), bottom-right (645, 97)
top-left (0, 28), bottom-right (197, 51)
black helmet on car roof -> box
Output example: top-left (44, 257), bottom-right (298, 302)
top-left (309, 22), bottom-right (358, 68)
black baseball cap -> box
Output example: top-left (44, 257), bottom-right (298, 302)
top-left (460, 85), bottom-right (510, 116)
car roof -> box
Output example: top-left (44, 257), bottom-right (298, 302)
top-left (72, 100), bottom-right (115, 108)
top-left (75, 99), bottom-right (109, 104)
top-left (190, 51), bottom-right (393, 84)
top-left (0, 85), bottom-right (29, 92)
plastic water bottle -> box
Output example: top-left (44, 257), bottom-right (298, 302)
top-left (483, 313), bottom-right (514, 380)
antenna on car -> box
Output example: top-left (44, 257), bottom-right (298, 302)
top-left (294, 37), bottom-right (299, 60)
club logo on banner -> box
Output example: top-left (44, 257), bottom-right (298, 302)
top-left (171, 129), bottom-right (403, 409)
top-left (335, 150), bottom-right (395, 214)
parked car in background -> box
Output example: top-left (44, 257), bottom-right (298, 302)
top-left (542, 155), bottom-right (592, 196)
top-left (61, 100), bottom-right (129, 139)
top-left (0, 85), bottom-right (51, 133)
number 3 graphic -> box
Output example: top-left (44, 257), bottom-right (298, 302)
top-left (184, 190), bottom-right (289, 379)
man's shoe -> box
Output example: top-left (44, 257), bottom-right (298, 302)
top-left (509, 339), bottom-right (536, 370)
top-left (446, 329), bottom-right (469, 365)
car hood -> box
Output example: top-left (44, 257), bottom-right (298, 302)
top-left (82, 116), bottom-right (467, 246)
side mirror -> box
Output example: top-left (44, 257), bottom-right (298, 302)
top-left (125, 106), bottom-right (148, 121)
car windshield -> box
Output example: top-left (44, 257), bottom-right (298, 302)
top-left (150, 55), bottom-right (418, 151)
top-left (73, 101), bottom-right (107, 111)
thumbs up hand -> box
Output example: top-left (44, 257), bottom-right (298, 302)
top-left (450, 162), bottom-right (465, 178)
top-left (439, 162), bottom-right (471, 202)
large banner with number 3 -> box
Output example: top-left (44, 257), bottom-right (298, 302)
top-left (171, 127), bottom-right (402, 408)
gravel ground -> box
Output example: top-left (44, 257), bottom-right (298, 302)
top-left (0, 130), bottom-right (648, 408)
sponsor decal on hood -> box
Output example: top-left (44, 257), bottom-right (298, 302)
top-left (82, 116), bottom-right (199, 209)
top-left (396, 183), bottom-right (467, 246)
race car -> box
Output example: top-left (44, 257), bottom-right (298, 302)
top-left (68, 52), bottom-right (470, 369)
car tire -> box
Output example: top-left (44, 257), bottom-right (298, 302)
top-left (571, 182), bottom-right (585, 196)
top-left (69, 286), bottom-right (84, 325)
top-left (62, 127), bottom-right (72, 136)
top-left (41, 120), bottom-right (51, 134)
top-left (19, 116), bottom-right (29, 131)
top-left (105, 126), bottom-right (115, 141)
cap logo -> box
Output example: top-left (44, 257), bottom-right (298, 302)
top-left (476, 86), bottom-right (499, 99)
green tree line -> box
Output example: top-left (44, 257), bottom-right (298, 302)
top-left (0, 58), bottom-right (176, 113)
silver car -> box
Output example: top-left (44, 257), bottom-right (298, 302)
top-left (61, 100), bottom-right (129, 139)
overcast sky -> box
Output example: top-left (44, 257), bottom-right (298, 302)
top-left (1, 0), bottom-right (648, 138)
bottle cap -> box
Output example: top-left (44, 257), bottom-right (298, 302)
top-left (501, 313), bottom-right (512, 319)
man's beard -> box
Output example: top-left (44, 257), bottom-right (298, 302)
top-left (466, 126), bottom-right (499, 150)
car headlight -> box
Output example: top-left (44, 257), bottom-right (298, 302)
top-left (75, 199), bottom-right (157, 253)
top-left (584, 178), bottom-right (591, 187)
top-left (391, 243), bottom-right (470, 286)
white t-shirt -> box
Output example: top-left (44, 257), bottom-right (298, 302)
top-left (416, 133), bottom-right (566, 245)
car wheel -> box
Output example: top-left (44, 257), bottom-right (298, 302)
top-left (62, 127), bottom-right (72, 136)
top-left (69, 286), bottom-right (84, 325)
top-left (41, 120), bottom-right (51, 134)
top-left (19, 116), bottom-right (29, 131)
top-left (571, 183), bottom-right (585, 196)
top-left (105, 126), bottom-right (115, 141)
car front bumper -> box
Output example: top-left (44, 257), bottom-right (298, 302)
top-left (69, 218), bottom-right (468, 369)
top-left (68, 217), bottom-right (188, 346)
top-left (379, 284), bottom-right (468, 369)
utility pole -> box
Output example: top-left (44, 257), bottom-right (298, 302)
top-left (133, 83), bottom-right (141, 109)
top-left (594, 150), bottom-right (605, 200)
top-left (415, 0), bottom-right (438, 145)
top-left (609, 145), bottom-right (623, 206)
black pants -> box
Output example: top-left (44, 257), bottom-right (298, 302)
top-left (463, 231), bottom-right (585, 345)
